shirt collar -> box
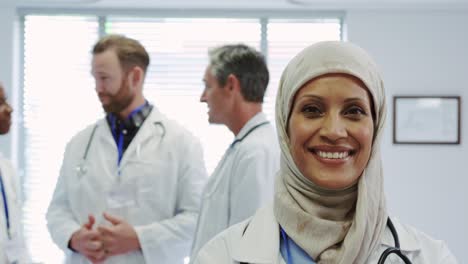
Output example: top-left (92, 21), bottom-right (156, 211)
top-left (106, 101), bottom-right (153, 131)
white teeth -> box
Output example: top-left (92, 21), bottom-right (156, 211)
top-left (317, 151), bottom-right (349, 159)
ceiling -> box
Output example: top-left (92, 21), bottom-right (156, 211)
top-left (5, 0), bottom-right (468, 10)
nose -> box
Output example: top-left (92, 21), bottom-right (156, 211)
top-left (6, 103), bottom-right (13, 113)
top-left (319, 113), bottom-right (347, 142)
top-left (200, 89), bottom-right (207, 103)
top-left (95, 80), bottom-right (105, 93)
top-left (1, 102), bottom-right (13, 114)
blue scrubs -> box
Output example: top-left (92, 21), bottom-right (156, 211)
top-left (280, 227), bottom-right (316, 264)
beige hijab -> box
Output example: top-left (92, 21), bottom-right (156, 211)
top-left (273, 41), bottom-right (388, 263)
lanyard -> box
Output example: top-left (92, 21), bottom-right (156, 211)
top-left (111, 103), bottom-right (148, 166)
top-left (0, 170), bottom-right (11, 239)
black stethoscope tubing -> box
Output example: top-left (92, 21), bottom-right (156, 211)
top-left (77, 121), bottom-right (165, 176)
top-left (241, 217), bottom-right (412, 264)
top-left (378, 218), bottom-right (412, 264)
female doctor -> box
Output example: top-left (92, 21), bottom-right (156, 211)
top-left (0, 83), bottom-right (31, 264)
top-left (192, 41), bottom-right (458, 263)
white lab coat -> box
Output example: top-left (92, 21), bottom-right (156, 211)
top-left (46, 108), bottom-right (208, 264)
top-left (193, 205), bottom-right (458, 264)
top-left (191, 113), bottom-right (280, 260)
top-left (0, 153), bottom-right (30, 264)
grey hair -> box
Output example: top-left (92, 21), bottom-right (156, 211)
top-left (208, 44), bottom-right (269, 103)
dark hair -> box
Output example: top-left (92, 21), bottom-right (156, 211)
top-left (208, 44), bottom-right (269, 103)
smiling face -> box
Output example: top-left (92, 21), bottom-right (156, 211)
top-left (287, 73), bottom-right (374, 189)
top-left (200, 66), bottom-right (233, 124)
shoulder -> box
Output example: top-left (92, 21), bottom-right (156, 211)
top-left (67, 119), bottom-right (102, 146)
top-left (0, 153), bottom-right (14, 172)
top-left (192, 222), bottom-right (244, 264)
top-left (193, 217), bottom-right (251, 264)
top-left (194, 205), bottom-right (278, 264)
top-left (151, 110), bottom-right (199, 143)
top-left (0, 154), bottom-right (19, 196)
top-left (236, 126), bottom-right (278, 157)
top-left (382, 218), bottom-right (458, 263)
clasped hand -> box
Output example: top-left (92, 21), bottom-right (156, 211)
top-left (70, 213), bottom-right (141, 264)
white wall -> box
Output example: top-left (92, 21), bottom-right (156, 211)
top-left (347, 9), bottom-right (467, 260)
top-left (0, 4), bottom-right (466, 261)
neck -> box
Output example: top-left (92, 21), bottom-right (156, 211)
top-left (227, 102), bottom-right (262, 136)
top-left (117, 93), bottom-right (146, 120)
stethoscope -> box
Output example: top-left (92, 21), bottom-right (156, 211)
top-left (278, 218), bottom-right (412, 264)
top-left (378, 218), bottom-right (412, 264)
top-left (75, 120), bottom-right (165, 178)
top-left (230, 121), bottom-right (270, 148)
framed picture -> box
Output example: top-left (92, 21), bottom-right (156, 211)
top-left (393, 96), bottom-right (461, 144)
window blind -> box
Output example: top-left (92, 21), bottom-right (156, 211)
top-left (22, 14), bottom-right (341, 263)
top-left (23, 15), bottom-right (100, 263)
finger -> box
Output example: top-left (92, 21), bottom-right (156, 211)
top-left (97, 225), bottom-right (113, 236)
top-left (84, 214), bottom-right (96, 230)
top-left (85, 240), bottom-right (103, 251)
top-left (87, 250), bottom-right (106, 263)
top-left (82, 229), bottom-right (101, 240)
top-left (103, 212), bottom-right (122, 225)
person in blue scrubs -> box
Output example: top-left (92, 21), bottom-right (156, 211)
top-left (192, 41), bottom-right (458, 264)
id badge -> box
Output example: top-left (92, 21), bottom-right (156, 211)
top-left (3, 237), bottom-right (31, 264)
top-left (106, 181), bottom-right (138, 209)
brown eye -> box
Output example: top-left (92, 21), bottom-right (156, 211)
top-left (344, 106), bottom-right (367, 118)
top-left (301, 105), bottom-right (323, 117)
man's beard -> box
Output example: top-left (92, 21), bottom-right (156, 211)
top-left (102, 77), bottom-right (134, 115)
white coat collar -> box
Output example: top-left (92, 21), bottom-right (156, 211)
top-left (381, 217), bottom-right (421, 252)
top-left (230, 206), bottom-right (421, 263)
top-left (230, 205), bottom-right (281, 264)
top-left (232, 112), bottom-right (269, 147)
top-left (96, 105), bottom-right (166, 165)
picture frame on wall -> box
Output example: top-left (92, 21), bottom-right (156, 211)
top-left (393, 96), bottom-right (461, 144)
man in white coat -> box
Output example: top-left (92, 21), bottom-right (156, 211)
top-left (190, 44), bottom-right (279, 260)
top-left (0, 83), bottom-right (31, 264)
top-left (46, 35), bottom-right (208, 264)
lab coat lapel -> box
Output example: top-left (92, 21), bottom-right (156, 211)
top-left (0, 155), bottom-right (17, 237)
top-left (96, 118), bottom-right (119, 157)
top-left (381, 218), bottom-right (421, 252)
top-left (119, 108), bottom-right (164, 168)
top-left (231, 205), bottom-right (281, 264)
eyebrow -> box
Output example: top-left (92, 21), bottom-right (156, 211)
top-left (296, 95), bottom-right (368, 105)
top-left (344, 97), bottom-right (368, 103)
top-left (298, 94), bottom-right (323, 101)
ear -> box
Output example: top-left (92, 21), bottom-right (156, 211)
top-left (226, 74), bottom-right (241, 93)
top-left (129, 66), bottom-right (144, 88)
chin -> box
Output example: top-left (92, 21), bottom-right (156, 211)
top-left (0, 127), bottom-right (10, 135)
top-left (208, 116), bottom-right (221, 124)
top-left (308, 171), bottom-right (358, 190)
top-left (102, 104), bottom-right (115, 113)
